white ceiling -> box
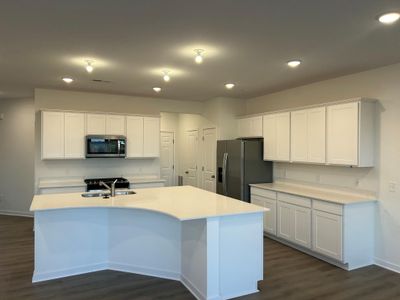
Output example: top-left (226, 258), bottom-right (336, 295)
top-left (0, 0), bottom-right (399, 101)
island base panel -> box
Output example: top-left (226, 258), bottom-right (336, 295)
top-left (33, 208), bottom-right (264, 300)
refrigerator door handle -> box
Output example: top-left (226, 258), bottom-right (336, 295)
top-left (222, 152), bottom-right (228, 196)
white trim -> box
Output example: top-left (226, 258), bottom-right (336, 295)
top-left (375, 257), bottom-right (400, 274)
top-left (0, 210), bottom-right (33, 218)
top-left (181, 275), bottom-right (208, 300)
top-left (108, 262), bottom-right (180, 281)
top-left (221, 288), bottom-right (259, 300)
top-left (160, 131), bottom-right (176, 186)
top-left (32, 262), bottom-right (108, 283)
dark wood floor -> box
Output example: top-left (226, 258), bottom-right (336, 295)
top-left (1, 215), bottom-right (399, 300)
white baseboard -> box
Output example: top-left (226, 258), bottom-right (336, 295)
top-left (0, 210), bottom-right (33, 218)
top-left (108, 262), bottom-right (180, 281)
top-left (375, 257), bottom-right (400, 274)
top-left (181, 275), bottom-right (207, 300)
top-left (32, 262), bottom-right (108, 283)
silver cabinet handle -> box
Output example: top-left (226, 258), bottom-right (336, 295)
top-left (222, 152), bottom-right (228, 196)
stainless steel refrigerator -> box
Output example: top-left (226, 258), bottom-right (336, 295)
top-left (217, 139), bottom-right (273, 202)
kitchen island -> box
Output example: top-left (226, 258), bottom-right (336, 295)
top-left (30, 186), bottom-right (266, 300)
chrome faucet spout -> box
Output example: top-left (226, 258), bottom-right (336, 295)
top-left (99, 179), bottom-right (118, 197)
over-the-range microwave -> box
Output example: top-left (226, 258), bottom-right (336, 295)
top-left (86, 135), bottom-right (126, 158)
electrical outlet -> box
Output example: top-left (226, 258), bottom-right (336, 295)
top-left (389, 182), bottom-right (396, 193)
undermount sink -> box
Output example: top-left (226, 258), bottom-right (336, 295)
top-left (81, 190), bottom-right (136, 198)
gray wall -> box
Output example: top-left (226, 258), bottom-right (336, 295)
top-left (245, 62), bottom-right (400, 271)
top-left (0, 98), bottom-right (35, 216)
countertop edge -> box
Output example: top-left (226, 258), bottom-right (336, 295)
top-left (30, 203), bottom-right (268, 221)
top-left (249, 183), bottom-right (377, 205)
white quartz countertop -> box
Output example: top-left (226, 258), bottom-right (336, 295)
top-left (250, 182), bottom-right (377, 205)
top-left (30, 186), bottom-right (266, 220)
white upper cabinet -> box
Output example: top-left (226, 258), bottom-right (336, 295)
top-left (291, 107), bottom-right (326, 163)
top-left (106, 115), bottom-right (126, 135)
top-left (42, 111), bottom-right (65, 159)
top-left (143, 117), bottom-right (160, 157)
top-left (86, 113), bottom-right (106, 135)
top-left (327, 101), bottom-right (375, 167)
top-left (308, 107), bottom-right (326, 163)
top-left (126, 116), bottom-right (160, 158)
top-left (64, 112), bottom-right (85, 159)
top-left (290, 109), bottom-right (308, 162)
top-left (126, 116), bottom-right (144, 157)
top-left (263, 112), bottom-right (290, 161)
top-left (238, 116), bottom-right (263, 138)
top-left (87, 113), bottom-right (126, 136)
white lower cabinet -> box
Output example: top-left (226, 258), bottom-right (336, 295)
top-left (251, 194), bottom-right (277, 235)
top-left (251, 187), bottom-right (277, 235)
top-left (251, 186), bottom-right (375, 270)
top-left (277, 199), bottom-right (311, 249)
top-left (293, 205), bottom-right (311, 248)
top-left (312, 210), bottom-right (343, 261)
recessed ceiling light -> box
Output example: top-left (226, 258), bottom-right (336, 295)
top-left (287, 60), bottom-right (302, 68)
top-left (62, 77), bottom-right (74, 83)
top-left (85, 60), bottom-right (94, 73)
top-left (225, 83), bottom-right (235, 89)
top-left (153, 87), bottom-right (161, 93)
top-left (194, 49), bottom-right (204, 64)
top-left (378, 12), bottom-right (400, 24)
top-left (163, 70), bottom-right (171, 82)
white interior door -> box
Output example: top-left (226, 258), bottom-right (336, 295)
top-left (160, 131), bottom-right (175, 186)
top-left (183, 130), bottom-right (198, 187)
top-left (202, 128), bottom-right (216, 192)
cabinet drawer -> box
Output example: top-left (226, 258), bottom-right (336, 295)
top-left (251, 187), bottom-right (277, 200)
top-left (277, 192), bottom-right (311, 208)
top-left (313, 200), bottom-right (343, 216)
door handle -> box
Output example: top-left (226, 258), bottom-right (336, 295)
top-left (211, 175), bottom-right (215, 179)
top-left (185, 171), bottom-right (189, 174)
top-left (222, 152), bottom-right (228, 196)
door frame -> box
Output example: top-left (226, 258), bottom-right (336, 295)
top-left (160, 131), bottom-right (176, 186)
top-left (201, 127), bottom-right (217, 192)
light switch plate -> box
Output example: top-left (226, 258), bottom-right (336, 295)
top-left (0, 113), bottom-right (4, 120)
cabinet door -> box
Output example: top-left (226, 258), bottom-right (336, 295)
top-left (251, 116), bottom-right (263, 137)
top-left (264, 198), bottom-right (277, 235)
top-left (251, 195), bottom-right (277, 235)
top-left (143, 117), bottom-right (160, 157)
top-left (290, 109), bottom-right (308, 162)
top-left (275, 112), bottom-right (290, 161)
top-left (312, 210), bottom-right (343, 261)
top-left (86, 113), bottom-right (106, 135)
top-left (64, 112), bottom-right (85, 159)
top-left (106, 115), bottom-right (126, 135)
top-left (292, 206), bottom-right (311, 249)
top-left (42, 111), bottom-right (64, 159)
top-left (308, 107), bottom-right (326, 163)
top-left (327, 102), bottom-right (358, 165)
top-left (277, 202), bottom-right (292, 240)
top-left (263, 115), bottom-right (276, 160)
top-left (126, 116), bottom-right (144, 157)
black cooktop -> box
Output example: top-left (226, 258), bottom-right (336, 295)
top-left (84, 177), bottom-right (130, 191)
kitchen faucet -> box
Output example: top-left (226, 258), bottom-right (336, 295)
top-left (100, 179), bottom-right (118, 197)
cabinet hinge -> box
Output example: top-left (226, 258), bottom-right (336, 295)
top-left (202, 136), bottom-right (204, 141)
top-left (172, 165), bottom-right (175, 170)
top-left (202, 166), bottom-right (204, 171)
top-left (172, 139), bottom-right (175, 144)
